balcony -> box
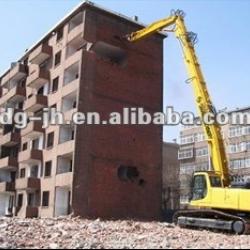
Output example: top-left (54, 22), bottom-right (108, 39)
top-left (55, 172), bottom-right (73, 187)
top-left (18, 149), bottom-right (43, 164)
top-left (0, 156), bottom-right (18, 170)
top-left (57, 141), bottom-right (74, 159)
top-left (21, 121), bottom-right (44, 139)
top-left (26, 67), bottom-right (50, 89)
top-left (64, 108), bottom-right (77, 123)
top-left (16, 177), bottom-right (40, 191)
top-left (0, 86), bottom-right (26, 107)
top-left (68, 17), bottom-right (84, 43)
top-left (1, 64), bottom-right (27, 87)
top-left (23, 95), bottom-right (48, 113)
top-left (0, 132), bottom-right (20, 147)
top-left (29, 43), bottom-right (52, 65)
top-left (0, 182), bottom-right (15, 193)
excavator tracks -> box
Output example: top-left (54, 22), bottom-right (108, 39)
top-left (173, 209), bottom-right (250, 234)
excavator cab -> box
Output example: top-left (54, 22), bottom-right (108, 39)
top-left (190, 172), bottom-right (223, 202)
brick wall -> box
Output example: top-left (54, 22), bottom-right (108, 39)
top-left (72, 7), bottom-right (165, 220)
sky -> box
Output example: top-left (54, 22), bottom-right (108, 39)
top-left (0, 0), bottom-right (250, 143)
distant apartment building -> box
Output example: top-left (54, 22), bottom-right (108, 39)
top-left (179, 107), bottom-right (250, 205)
top-left (162, 142), bottom-right (180, 211)
top-left (0, 1), bottom-right (165, 219)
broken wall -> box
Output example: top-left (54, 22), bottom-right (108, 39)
top-left (72, 6), bottom-right (165, 220)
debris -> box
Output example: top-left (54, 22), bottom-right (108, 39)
top-left (0, 217), bottom-right (250, 249)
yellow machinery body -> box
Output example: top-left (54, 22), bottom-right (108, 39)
top-left (191, 172), bottom-right (250, 213)
top-left (127, 9), bottom-right (250, 231)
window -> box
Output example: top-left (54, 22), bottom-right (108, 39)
top-left (245, 158), bottom-right (250, 168)
top-left (28, 193), bottom-right (35, 207)
top-left (45, 161), bottom-right (52, 177)
top-left (54, 51), bottom-right (61, 67)
top-left (178, 147), bottom-right (194, 160)
top-left (37, 86), bottom-right (44, 96)
top-left (59, 126), bottom-right (75, 144)
top-left (20, 168), bottom-right (26, 178)
top-left (57, 155), bottom-right (73, 174)
top-left (18, 102), bottom-right (24, 109)
top-left (194, 132), bottom-right (205, 143)
top-left (52, 77), bottom-right (59, 93)
top-left (17, 194), bottom-right (23, 208)
top-left (68, 12), bottom-right (83, 32)
top-left (180, 135), bottom-right (194, 145)
top-left (229, 142), bottom-right (250, 154)
top-left (42, 191), bottom-right (50, 207)
top-left (229, 126), bottom-right (242, 138)
top-left (47, 132), bottom-right (54, 148)
top-left (22, 143), bottom-right (28, 151)
top-left (57, 27), bottom-right (64, 42)
top-left (32, 138), bottom-right (40, 150)
top-left (210, 176), bottom-right (222, 188)
top-left (63, 62), bottom-right (79, 85)
top-left (196, 162), bottom-right (209, 171)
top-left (244, 126), bottom-right (250, 136)
top-left (62, 93), bottom-right (77, 112)
top-left (73, 101), bottom-right (77, 109)
top-left (196, 147), bottom-right (208, 158)
top-left (230, 158), bottom-right (250, 170)
top-left (192, 175), bottom-right (207, 201)
top-left (30, 165), bottom-right (39, 178)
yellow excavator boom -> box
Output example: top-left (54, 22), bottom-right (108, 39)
top-left (127, 10), bottom-right (230, 186)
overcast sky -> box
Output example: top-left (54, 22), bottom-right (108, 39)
top-left (0, 0), bottom-right (249, 142)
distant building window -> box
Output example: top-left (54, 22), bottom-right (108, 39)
top-left (52, 77), bottom-right (59, 93)
top-left (229, 126), bottom-right (243, 138)
top-left (54, 51), bottom-right (61, 67)
top-left (178, 147), bottom-right (194, 160)
top-left (196, 162), bottom-right (209, 171)
top-left (180, 135), bottom-right (194, 145)
top-left (196, 147), bottom-right (208, 158)
top-left (45, 161), bottom-right (52, 177)
top-left (47, 132), bottom-right (54, 148)
top-left (229, 141), bottom-right (250, 154)
top-left (42, 191), bottom-right (50, 207)
top-left (230, 158), bottom-right (250, 170)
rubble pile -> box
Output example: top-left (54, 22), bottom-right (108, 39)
top-left (0, 216), bottom-right (250, 249)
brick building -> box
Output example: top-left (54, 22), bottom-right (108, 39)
top-left (162, 142), bottom-right (180, 212)
top-left (0, 1), bottom-right (165, 220)
top-left (179, 107), bottom-right (250, 205)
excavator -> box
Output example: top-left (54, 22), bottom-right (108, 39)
top-left (126, 10), bottom-right (250, 234)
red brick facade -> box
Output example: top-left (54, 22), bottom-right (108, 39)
top-left (72, 6), bottom-right (165, 220)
